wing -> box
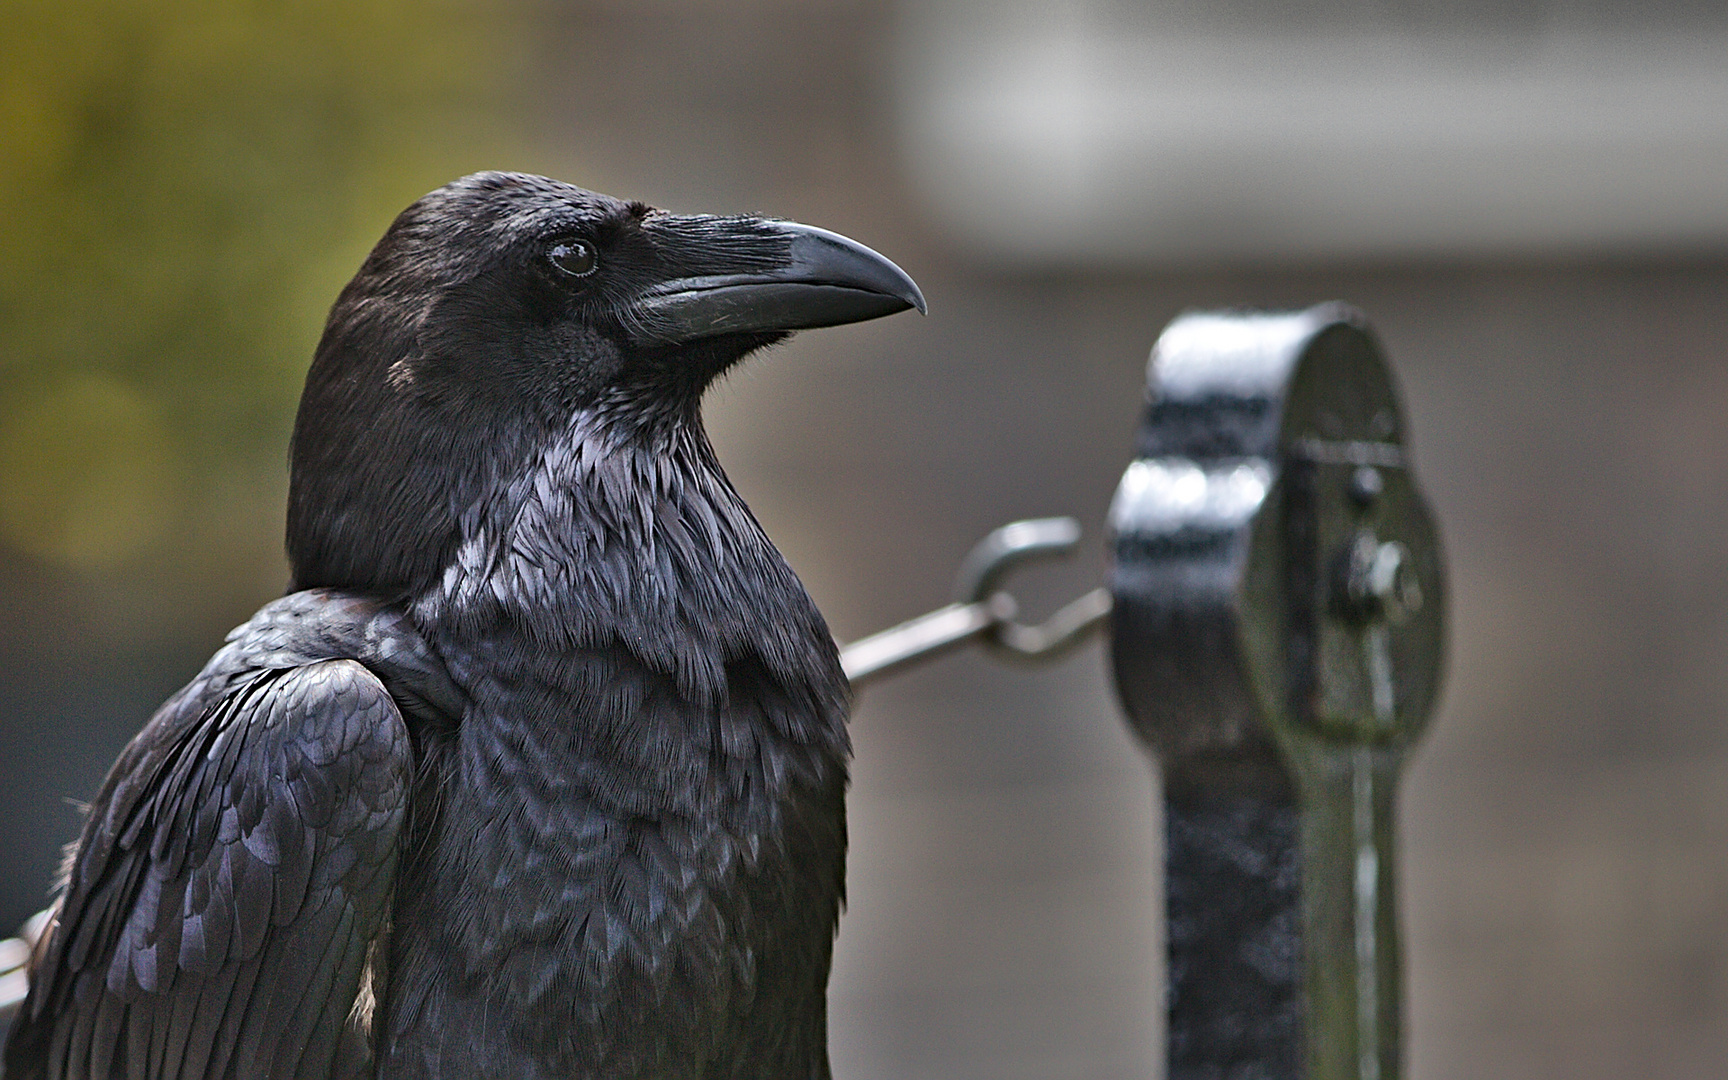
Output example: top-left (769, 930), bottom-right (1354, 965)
top-left (5, 659), bottom-right (412, 1080)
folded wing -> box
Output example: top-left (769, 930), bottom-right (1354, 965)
top-left (6, 658), bottom-right (412, 1080)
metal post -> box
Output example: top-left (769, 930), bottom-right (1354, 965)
top-left (1108, 305), bottom-right (1445, 1080)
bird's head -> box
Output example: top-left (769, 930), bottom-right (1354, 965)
top-left (286, 171), bottom-right (923, 595)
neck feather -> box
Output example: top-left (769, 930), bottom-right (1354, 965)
top-left (408, 406), bottom-right (840, 705)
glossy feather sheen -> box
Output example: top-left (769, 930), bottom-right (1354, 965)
top-left (382, 411), bottom-right (849, 1079)
top-left (4, 172), bottom-right (870, 1080)
top-left (6, 596), bottom-right (431, 1080)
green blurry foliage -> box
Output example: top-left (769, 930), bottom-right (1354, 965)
top-left (0, 0), bottom-right (525, 583)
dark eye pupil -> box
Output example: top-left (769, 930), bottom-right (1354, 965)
top-left (550, 240), bottom-right (598, 277)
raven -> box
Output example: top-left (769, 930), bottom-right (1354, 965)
top-left (4, 171), bottom-right (923, 1080)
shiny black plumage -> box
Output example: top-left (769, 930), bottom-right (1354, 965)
top-left (5, 172), bottom-right (923, 1079)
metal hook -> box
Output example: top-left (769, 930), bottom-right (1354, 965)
top-left (956, 517), bottom-right (1113, 662)
top-left (840, 517), bottom-right (1112, 687)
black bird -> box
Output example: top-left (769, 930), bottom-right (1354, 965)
top-left (4, 171), bottom-right (924, 1080)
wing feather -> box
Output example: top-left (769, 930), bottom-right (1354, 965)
top-left (5, 659), bottom-right (411, 1080)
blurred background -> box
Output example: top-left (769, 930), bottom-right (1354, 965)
top-left (4, 1), bottom-right (1728, 1077)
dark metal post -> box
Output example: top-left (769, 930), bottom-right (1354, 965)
top-left (1108, 305), bottom-right (1445, 1080)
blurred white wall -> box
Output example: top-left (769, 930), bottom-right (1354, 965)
top-left (896, 0), bottom-right (1728, 263)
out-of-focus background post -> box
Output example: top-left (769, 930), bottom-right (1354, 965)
top-left (5, 2), bottom-right (1728, 1078)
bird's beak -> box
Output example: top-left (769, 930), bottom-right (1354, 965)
top-left (627, 216), bottom-right (925, 346)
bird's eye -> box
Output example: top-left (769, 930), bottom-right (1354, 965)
top-left (549, 239), bottom-right (598, 277)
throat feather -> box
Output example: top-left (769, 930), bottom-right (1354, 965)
top-left (411, 413), bottom-right (839, 707)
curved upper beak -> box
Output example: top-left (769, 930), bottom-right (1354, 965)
top-left (628, 216), bottom-right (925, 346)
